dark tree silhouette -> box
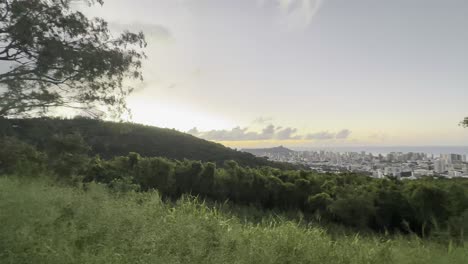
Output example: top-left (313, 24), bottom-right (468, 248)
top-left (0, 0), bottom-right (146, 117)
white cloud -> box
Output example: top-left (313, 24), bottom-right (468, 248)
top-left (305, 129), bottom-right (352, 140)
top-left (188, 125), bottom-right (351, 141)
top-left (188, 124), bottom-right (302, 141)
top-left (253, 116), bottom-right (274, 124)
top-left (305, 131), bottom-right (335, 140)
top-left (273, 0), bottom-right (325, 29)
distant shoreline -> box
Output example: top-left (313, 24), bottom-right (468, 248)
top-left (290, 146), bottom-right (468, 156)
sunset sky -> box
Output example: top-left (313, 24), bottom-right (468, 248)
top-left (81, 0), bottom-right (468, 148)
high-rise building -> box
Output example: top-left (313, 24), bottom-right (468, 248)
top-left (433, 159), bottom-right (446, 174)
top-left (441, 154), bottom-right (450, 163)
top-left (451, 154), bottom-right (463, 163)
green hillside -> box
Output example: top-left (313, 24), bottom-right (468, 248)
top-left (1, 176), bottom-right (467, 264)
top-left (0, 118), bottom-right (298, 170)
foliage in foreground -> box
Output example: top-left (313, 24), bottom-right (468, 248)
top-left (1, 135), bottom-right (468, 240)
top-left (1, 176), bottom-right (467, 264)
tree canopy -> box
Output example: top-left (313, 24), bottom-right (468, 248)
top-left (461, 117), bottom-right (468, 127)
top-left (2, 134), bottom-right (468, 239)
top-left (0, 117), bottom-right (303, 170)
top-left (0, 0), bottom-right (146, 117)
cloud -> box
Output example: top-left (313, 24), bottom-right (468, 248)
top-left (253, 116), bottom-right (274, 124)
top-left (188, 125), bottom-right (351, 142)
top-left (260, 124), bottom-right (276, 139)
top-left (305, 129), bottom-right (352, 140)
top-left (200, 127), bottom-right (253, 141)
top-left (187, 127), bottom-right (199, 135)
top-left (188, 124), bottom-right (302, 141)
top-left (269, 0), bottom-right (325, 29)
top-left (276, 127), bottom-right (301, 140)
top-left (305, 131), bottom-right (335, 140)
top-left (336, 129), bottom-right (352, 139)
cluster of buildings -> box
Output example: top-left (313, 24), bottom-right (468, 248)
top-left (246, 147), bottom-right (468, 179)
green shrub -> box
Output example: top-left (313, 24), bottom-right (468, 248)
top-left (0, 137), bottom-right (46, 176)
top-left (0, 176), bottom-right (467, 264)
top-left (46, 133), bottom-right (91, 177)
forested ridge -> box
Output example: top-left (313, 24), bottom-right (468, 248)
top-left (0, 117), bottom-right (299, 170)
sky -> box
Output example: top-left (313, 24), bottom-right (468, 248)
top-left (80, 0), bottom-right (468, 148)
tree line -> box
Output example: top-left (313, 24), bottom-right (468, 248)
top-left (0, 117), bottom-right (302, 170)
top-left (1, 135), bottom-right (467, 242)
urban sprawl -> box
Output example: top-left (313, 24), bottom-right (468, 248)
top-left (246, 147), bottom-right (468, 179)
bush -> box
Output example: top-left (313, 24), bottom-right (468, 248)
top-left (0, 137), bottom-right (46, 176)
top-left (46, 133), bottom-right (91, 177)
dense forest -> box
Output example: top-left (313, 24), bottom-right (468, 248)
top-left (1, 131), bottom-right (467, 242)
top-left (0, 118), bottom-right (299, 170)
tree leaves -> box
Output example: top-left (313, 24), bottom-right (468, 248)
top-left (0, 0), bottom-right (146, 118)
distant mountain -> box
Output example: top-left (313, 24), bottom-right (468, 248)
top-left (242, 145), bottom-right (296, 156)
top-left (0, 118), bottom-right (299, 170)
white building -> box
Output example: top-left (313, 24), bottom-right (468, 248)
top-left (448, 171), bottom-right (462, 178)
top-left (413, 169), bottom-right (433, 177)
top-left (433, 159), bottom-right (446, 174)
top-left (463, 164), bottom-right (468, 173)
top-left (441, 154), bottom-right (451, 164)
top-left (373, 169), bottom-right (385, 179)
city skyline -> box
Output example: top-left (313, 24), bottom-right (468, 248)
top-left (80, 0), bottom-right (468, 147)
top-left (243, 145), bottom-right (468, 179)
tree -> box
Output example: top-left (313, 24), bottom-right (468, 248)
top-left (461, 117), bottom-right (468, 127)
top-left (329, 194), bottom-right (376, 229)
top-left (407, 184), bottom-right (449, 236)
top-left (47, 132), bottom-right (91, 176)
top-left (0, 136), bottom-right (46, 174)
top-left (0, 0), bottom-right (146, 118)
top-left (306, 192), bottom-right (332, 214)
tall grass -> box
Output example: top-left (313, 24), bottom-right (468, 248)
top-left (0, 176), bottom-right (466, 264)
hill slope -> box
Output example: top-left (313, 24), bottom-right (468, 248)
top-left (0, 118), bottom-right (298, 169)
top-left (1, 176), bottom-right (466, 264)
top-left (242, 145), bottom-right (295, 156)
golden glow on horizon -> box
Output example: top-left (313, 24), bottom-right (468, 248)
top-left (208, 129), bottom-right (468, 149)
top-left (128, 98), bottom-right (236, 132)
top-left (126, 97), bottom-right (468, 147)
top-left (219, 140), bottom-right (304, 148)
